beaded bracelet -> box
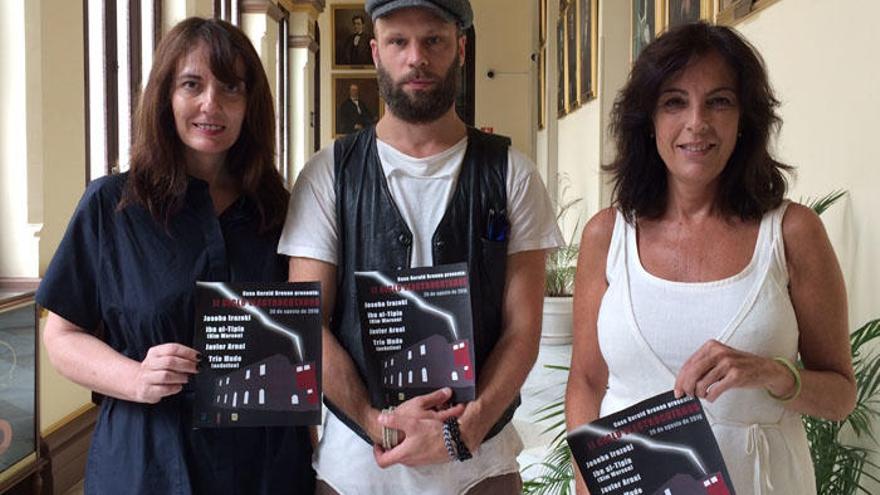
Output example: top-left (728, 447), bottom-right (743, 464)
top-left (442, 420), bottom-right (458, 461)
top-left (767, 356), bottom-right (802, 403)
top-left (443, 417), bottom-right (472, 461)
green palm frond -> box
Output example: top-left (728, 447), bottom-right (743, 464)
top-left (804, 317), bottom-right (880, 494)
top-left (545, 177), bottom-right (582, 297)
top-left (521, 365), bottom-right (575, 494)
top-left (803, 189), bottom-right (847, 215)
top-left (523, 435), bottom-right (575, 495)
top-left (544, 364), bottom-right (573, 371)
top-left (851, 319), bottom-right (880, 355)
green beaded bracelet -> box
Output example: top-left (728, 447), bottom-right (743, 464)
top-left (767, 356), bottom-right (802, 403)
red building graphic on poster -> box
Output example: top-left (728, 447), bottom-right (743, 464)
top-left (381, 335), bottom-right (474, 403)
top-left (210, 354), bottom-right (320, 425)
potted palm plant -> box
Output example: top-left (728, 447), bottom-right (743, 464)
top-left (800, 190), bottom-right (880, 494)
top-left (524, 191), bottom-right (880, 495)
top-left (542, 192), bottom-right (581, 346)
top-left (806, 317), bottom-right (880, 494)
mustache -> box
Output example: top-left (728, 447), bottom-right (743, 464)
top-left (399, 70), bottom-right (440, 84)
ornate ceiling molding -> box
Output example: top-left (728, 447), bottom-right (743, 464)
top-left (241, 0), bottom-right (287, 21)
top-left (278, 0), bottom-right (326, 17)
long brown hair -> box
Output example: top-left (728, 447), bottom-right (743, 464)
top-left (121, 17), bottom-right (287, 231)
top-left (605, 22), bottom-right (789, 223)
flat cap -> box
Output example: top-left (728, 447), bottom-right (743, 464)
top-left (365, 0), bottom-right (473, 29)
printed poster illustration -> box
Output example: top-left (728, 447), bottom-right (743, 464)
top-left (192, 281), bottom-right (322, 427)
top-left (568, 391), bottom-right (736, 495)
top-left (355, 262), bottom-right (475, 407)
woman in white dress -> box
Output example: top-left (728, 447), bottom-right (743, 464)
top-left (565, 22), bottom-right (855, 494)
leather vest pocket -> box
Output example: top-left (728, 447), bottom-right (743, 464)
top-left (479, 237), bottom-right (508, 296)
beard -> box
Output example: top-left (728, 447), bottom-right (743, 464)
top-left (377, 54), bottom-right (460, 124)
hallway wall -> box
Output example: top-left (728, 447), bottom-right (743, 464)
top-left (736, 6), bottom-right (880, 486)
top-left (733, 0), bottom-right (879, 332)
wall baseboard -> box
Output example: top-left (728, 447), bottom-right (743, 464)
top-left (41, 404), bottom-right (97, 495)
top-left (0, 277), bottom-right (40, 292)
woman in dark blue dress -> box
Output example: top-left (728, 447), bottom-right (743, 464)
top-left (36, 18), bottom-right (314, 494)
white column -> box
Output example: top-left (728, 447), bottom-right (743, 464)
top-left (287, 9), bottom-right (319, 181)
top-left (241, 1), bottom-right (288, 178)
top-left (0, 0), bottom-right (33, 276)
top-left (242, 6), bottom-right (281, 99)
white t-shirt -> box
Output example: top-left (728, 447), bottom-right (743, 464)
top-left (279, 137), bottom-right (563, 266)
top-left (278, 136), bottom-right (563, 494)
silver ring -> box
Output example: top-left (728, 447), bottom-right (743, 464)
top-left (381, 407), bottom-right (401, 450)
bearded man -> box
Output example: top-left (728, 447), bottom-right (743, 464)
top-left (279, 1), bottom-right (562, 493)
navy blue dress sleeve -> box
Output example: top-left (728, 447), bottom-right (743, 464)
top-left (36, 177), bottom-right (114, 331)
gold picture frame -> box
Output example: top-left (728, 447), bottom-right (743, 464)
top-left (539, 0), bottom-right (548, 46)
top-left (538, 46), bottom-right (547, 130)
top-left (557, 0), bottom-right (597, 117)
top-left (556, 7), bottom-right (568, 118)
top-left (631, 0), bottom-right (665, 62)
top-left (331, 4), bottom-right (375, 70)
top-left (716, 0), bottom-right (781, 26)
top-left (537, 0), bottom-right (548, 129)
top-left (659, 0), bottom-right (714, 32)
top-left (331, 74), bottom-right (384, 137)
top-left (576, 0), bottom-right (598, 105)
top-left (565, 0), bottom-right (578, 111)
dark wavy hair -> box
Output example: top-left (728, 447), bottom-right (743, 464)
top-left (120, 17), bottom-right (288, 231)
top-left (605, 22), bottom-right (790, 222)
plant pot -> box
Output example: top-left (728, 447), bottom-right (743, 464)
top-left (541, 296), bottom-right (573, 345)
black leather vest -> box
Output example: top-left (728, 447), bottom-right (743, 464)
top-left (330, 126), bottom-right (520, 444)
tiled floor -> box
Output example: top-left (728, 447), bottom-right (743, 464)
top-left (62, 343), bottom-right (573, 493)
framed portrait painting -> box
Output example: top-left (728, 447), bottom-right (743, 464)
top-left (537, 47), bottom-right (546, 130)
top-left (716, 0), bottom-right (781, 26)
top-left (663, 0), bottom-right (713, 30)
top-left (332, 4), bottom-right (375, 69)
top-left (565, 0), bottom-right (578, 111)
top-left (332, 75), bottom-right (383, 137)
top-left (537, 0), bottom-right (548, 129)
top-left (556, 12), bottom-right (567, 117)
top-left (539, 0), bottom-right (548, 46)
top-left (632, 0), bottom-right (659, 61)
top-left (577, 0), bottom-right (597, 105)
